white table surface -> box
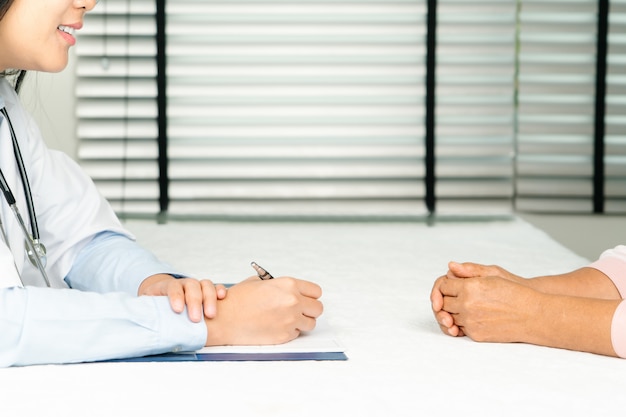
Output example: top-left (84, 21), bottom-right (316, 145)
top-left (1, 217), bottom-right (623, 417)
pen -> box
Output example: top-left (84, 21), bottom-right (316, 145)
top-left (251, 261), bottom-right (274, 280)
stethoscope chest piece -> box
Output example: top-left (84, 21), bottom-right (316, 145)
top-left (25, 239), bottom-right (47, 268)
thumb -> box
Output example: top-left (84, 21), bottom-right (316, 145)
top-left (447, 261), bottom-right (490, 278)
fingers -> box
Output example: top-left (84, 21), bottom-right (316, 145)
top-left (432, 274), bottom-right (467, 338)
top-left (448, 261), bottom-right (507, 280)
top-left (287, 277), bottom-right (322, 299)
top-left (430, 276), bottom-right (446, 311)
top-left (166, 282), bottom-right (186, 314)
top-left (250, 276), bottom-right (324, 319)
top-left (441, 288), bottom-right (463, 314)
top-left (439, 275), bottom-right (461, 298)
top-left (297, 315), bottom-right (318, 333)
top-left (449, 261), bottom-right (496, 279)
top-left (197, 280), bottom-right (230, 321)
top-left (165, 278), bottom-right (227, 323)
top-left (434, 307), bottom-right (465, 337)
top-left (215, 284), bottom-right (227, 300)
top-left (432, 276), bottom-right (456, 334)
top-left (448, 261), bottom-right (483, 279)
top-left (264, 277), bottom-right (323, 334)
top-left (432, 278), bottom-right (461, 334)
top-left (272, 278), bottom-right (323, 336)
top-left (301, 294), bottom-right (324, 319)
top-left (200, 280), bottom-right (218, 320)
top-left (181, 279), bottom-right (204, 323)
top-left (435, 309), bottom-right (453, 328)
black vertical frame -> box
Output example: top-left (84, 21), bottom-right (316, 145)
top-left (151, 0), bottom-right (610, 217)
top-left (156, 0), bottom-right (169, 217)
top-left (594, 0), bottom-right (609, 213)
top-left (425, 0), bottom-right (437, 214)
top-left (154, 0), bottom-right (440, 217)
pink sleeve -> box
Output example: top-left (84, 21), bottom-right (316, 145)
top-left (612, 301), bottom-right (626, 358)
top-left (588, 245), bottom-right (626, 358)
top-left (588, 245), bottom-right (626, 298)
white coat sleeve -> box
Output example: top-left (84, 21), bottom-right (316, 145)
top-left (0, 286), bottom-right (207, 367)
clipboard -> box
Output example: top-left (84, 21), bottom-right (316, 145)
top-left (109, 316), bottom-right (347, 362)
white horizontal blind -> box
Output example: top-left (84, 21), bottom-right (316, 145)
top-left (607, 0), bottom-right (626, 213)
top-left (166, 0), bottom-right (428, 219)
top-left (76, 0), bottom-right (160, 215)
top-left (75, 0), bottom-right (622, 219)
top-left (515, 0), bottom-right (599, 212)
top-left (435, 0), bottom-right (517, 215)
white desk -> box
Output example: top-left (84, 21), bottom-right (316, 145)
top-left (1, 218), bottom-right (624, 416)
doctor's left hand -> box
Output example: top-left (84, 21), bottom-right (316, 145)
top-left (138, 274), bottom-right (227, 323)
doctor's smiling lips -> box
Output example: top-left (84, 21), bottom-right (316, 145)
top-left (57, 22), bottom-right (82, 46)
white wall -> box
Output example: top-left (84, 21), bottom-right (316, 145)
top-left (520, 213), bottom-right (626, 262)
top-left (18, 51), bottom-right (78, 159)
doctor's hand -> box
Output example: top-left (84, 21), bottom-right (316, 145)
top-left (138, 274), bottom-right (227, 323)
top-left (204, 276), bottom-right (323, 346)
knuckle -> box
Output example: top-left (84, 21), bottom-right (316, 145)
top-left (279, 277), bottom-right (298, 289)
top-left (488, 265), bottom-right (504, 276)
top-left (283, 293), bottom-right (299, 308)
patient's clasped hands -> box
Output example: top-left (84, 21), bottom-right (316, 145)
top-left (431, 262), bottom-right (540, 343)
top-left (430, 261), bottom-right (622, 357)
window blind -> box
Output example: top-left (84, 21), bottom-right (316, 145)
top-left (435, 0), bottom-right (517, 216)
top-left (515, 0), bottom-right (599, 212)
top-left (165, 0), bottom-right (428, 219)
top-left (76, 0), bottom-right (160, 215)
top-left (75, 0), bottom-right (622, 219)
top-left (607, 0), bottom-right (626, 213)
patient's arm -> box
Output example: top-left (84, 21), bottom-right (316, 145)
top-left (431, 262), bottom-right (623, 357)
top-left (437, 273), bottom-right (620, 357)
top-left (446, 262), bottom-right (621, 299)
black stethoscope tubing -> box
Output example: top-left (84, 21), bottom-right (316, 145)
top-left (0, 107), bottom-right (39, 240)
top-left (0, 106), bottom-right (50, 287)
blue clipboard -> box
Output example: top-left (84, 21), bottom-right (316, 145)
top-left (109, 350), bottom-right (348, 363)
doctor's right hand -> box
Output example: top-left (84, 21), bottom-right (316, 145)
top-left (204, 276), bottom-right (323, 346)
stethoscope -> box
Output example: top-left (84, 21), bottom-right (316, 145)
top-left (0, 107), bottom-right (50, 287)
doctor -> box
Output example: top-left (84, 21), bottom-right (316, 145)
top-left (0, 0), bottom-right (323, 367)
